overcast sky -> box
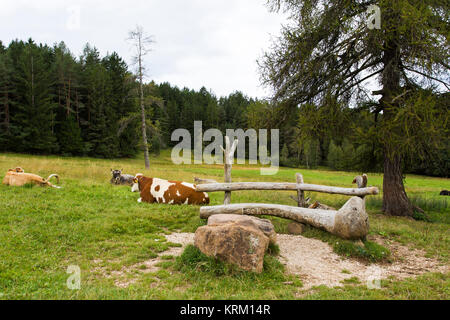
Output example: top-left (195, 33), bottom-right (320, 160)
top-left (1, 0), bottom-right (288, 99)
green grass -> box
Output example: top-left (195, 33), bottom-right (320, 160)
top-left (303, 273), bottom-right (450, 300)
top-left (334, 240), bottom-right (391, 262)
top-left (299, 225), bottom-right (391, 262)
top-left (0, 150), bottom-right (448, 299)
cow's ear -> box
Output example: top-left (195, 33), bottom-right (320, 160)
top-left (110, 169), bottom-right (113, 172)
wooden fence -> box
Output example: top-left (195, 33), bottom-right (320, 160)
top-left (193, 138), bottom-right (379, 239)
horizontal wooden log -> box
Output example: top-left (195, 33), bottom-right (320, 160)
top-left (194, 177), bottom-right (218, 185)
top-left (200, 197), bottom-right (369, 240)
top-left (200, 203), bottom-right (336, 233)
top-left (196, 182), bottom-right (379, 196)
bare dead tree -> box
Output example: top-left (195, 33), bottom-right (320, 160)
top-left (127, 25), bottom-right (154, 169)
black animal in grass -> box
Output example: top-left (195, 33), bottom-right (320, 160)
top-left (440, 190), bottom-right (450, 196)
top-left (110, 169), bottom-right (135, 186)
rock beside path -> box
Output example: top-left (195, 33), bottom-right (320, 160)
top-left (195, 222), bottom-right (270, 273)
top-left (207, 214), bottom-right (277, 244)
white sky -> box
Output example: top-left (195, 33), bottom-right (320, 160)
top-left (0, 0), bottom-right (288, 99)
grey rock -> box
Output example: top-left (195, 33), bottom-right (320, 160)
top-left (195, 222), bottom-right (269, 273)
top-left (207, 214), bottom-right (276, 244)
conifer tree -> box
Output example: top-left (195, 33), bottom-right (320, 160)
top-left (13, 40), bottom-right (57, 153)
top-left (260, 0), bottom-right (449, 216)
top-left (80, 44), bottom-right (116, 157)
top-left (0, 42), bottom-right (14, 150)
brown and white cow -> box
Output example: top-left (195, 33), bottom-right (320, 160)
top-left (133, 175), bottom-right (209, 205)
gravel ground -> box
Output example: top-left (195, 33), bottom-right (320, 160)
top-left (94, 232), bottom-right (448, 289)
top-left (165, 232), bottom-right (449, 289)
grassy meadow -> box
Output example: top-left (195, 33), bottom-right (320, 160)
top-left (0, 150), bottom-right (449, 299)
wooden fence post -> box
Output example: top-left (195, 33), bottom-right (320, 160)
top-left (221, 136), bottom-right (238, 205)
top-left (296, 173), bottom-right (305, 207)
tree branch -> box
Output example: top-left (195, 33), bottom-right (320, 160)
top-left (403, 66), bottom-right (450, 91)
top-left (338, 69), bottom-right (383, 97)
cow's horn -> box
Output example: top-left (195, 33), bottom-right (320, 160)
top-left (45, 174), bottom-right (60, 185)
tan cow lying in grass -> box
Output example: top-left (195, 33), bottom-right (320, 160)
top-left (132, 175), bottom-right (209, 205)
top-left (2, 168), bottom-right (61, 188)
top-left (4, 167), bottom-right (25, 173)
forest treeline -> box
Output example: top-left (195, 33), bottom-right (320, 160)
top-left (0, 39), bottom-right (258, 159)
top-left (0, 39), bottom-right (448, 177)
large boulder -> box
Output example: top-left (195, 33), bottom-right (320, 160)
top-left (194, 222), bottom-right (270, 273)
top-left (207, 214), bottom-right (276, 244)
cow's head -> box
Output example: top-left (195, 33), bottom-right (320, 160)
top-left (111, 169), bottom-right (123, 180)
top-left (131, 173), bottom-right (144, 192)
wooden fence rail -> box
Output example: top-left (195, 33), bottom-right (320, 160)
top-left (195, 182), bottom-right (379, 197)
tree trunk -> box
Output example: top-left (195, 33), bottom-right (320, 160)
top-left (140, 76), bottom-right (150, 169)
top-left (67, 78), bottom-right (71, 117)
top-left (5, 88), bottom-right (10, 132)
top-left (138, 36), bottom-right (150, 169)
top-left (75, 90), bottom-right (79, 124)
top-left (380, 11), bottom-right (414, 217)
top-left (382, 154), bottom-right (413, 216)
top-left (31, 56), bottom-right (34, 109)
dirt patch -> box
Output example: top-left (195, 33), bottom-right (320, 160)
top-left (277, 234), bottom-right (448, 289)
top-left (92, 232), bottom-right (448, 290)
top-left (162, 233), bottom-right (448, 289)
top-left (92, 233), bottom-right (194, 288)
top-left (165, 232), bottom-right (195, 248)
